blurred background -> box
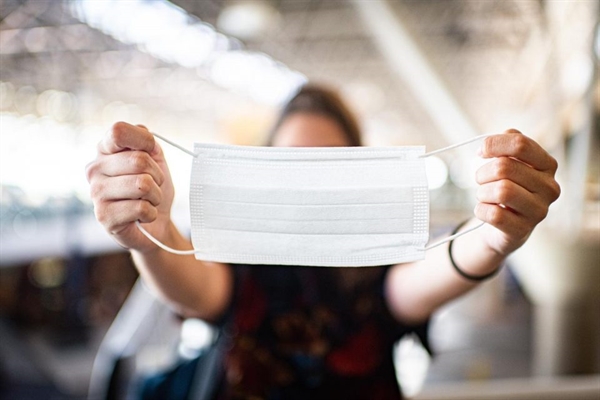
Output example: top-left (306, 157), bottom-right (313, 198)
top-left (0, 0), bottom-right (598, 399)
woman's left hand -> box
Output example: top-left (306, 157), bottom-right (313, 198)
top-left (475, 129), bottom-right (561, 256)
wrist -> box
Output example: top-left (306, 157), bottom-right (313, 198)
top-left (450, 219), bottom-right (505, 281)
top-left (449, 239), bottom-right (501, 282)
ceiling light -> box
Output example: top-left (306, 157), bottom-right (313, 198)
top-left (70, 0), bottom-right (304, 105)
top-left (217, 1), bottom-right (280, 40)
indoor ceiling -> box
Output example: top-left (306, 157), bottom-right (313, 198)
top-left (1, 0), bottom-right (596, 149)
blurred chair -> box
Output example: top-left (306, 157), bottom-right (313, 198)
top-left (87, 279), bottom-right (181, 400)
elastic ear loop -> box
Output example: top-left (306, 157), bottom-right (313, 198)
top-left (137, 133), bottom-right (493, 255)
top-left (135, 133), bottom-right (202, 255)
top-left (420, 133), bottom-right (494, 250)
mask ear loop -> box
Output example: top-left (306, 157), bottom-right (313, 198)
top-left (422, 221), bottom-right (485, 250)
top-left (133, 133), bottom-right (203, 255)
top-left (152, 132), bottom-right (199, 157)
top-left (419, 133), bottom-right (494, 251)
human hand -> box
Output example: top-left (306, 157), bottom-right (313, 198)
top-left (475, 129), bottom-right (561, 256)
top-left (85, 122), bottom-right (175, 252)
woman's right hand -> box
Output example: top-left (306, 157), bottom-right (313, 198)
top-left (85, 122), bottom-right (175, 252)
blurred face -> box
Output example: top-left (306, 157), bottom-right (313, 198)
top-left (271, 112), bottom-right (350, 147)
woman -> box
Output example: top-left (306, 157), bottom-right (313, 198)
top-left (86, 85), bottom-right (560, 399)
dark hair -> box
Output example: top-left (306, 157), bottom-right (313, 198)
top-left (267, 84), bottom-right (363, 146)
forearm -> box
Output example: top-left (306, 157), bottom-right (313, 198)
top-left (386, 219), bottom-right (506, 324)
top-left (131, 221), bottom-right (232, 321)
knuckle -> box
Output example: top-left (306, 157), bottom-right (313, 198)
top-left (136, 200), bottom-right (149, 216)
top-left (154, 186), bottom-right (163, 205)
top-left (481, 137), bottom-right (491, 156)
top-left (493, 158), bottom-right (512, 179)
top-left (529, 204), bottom-right (548, 223)
top-left (135, 174), bottom-right (152, 195)
top-left (486, 206), bottom-right (504, 226)
top-left (475, 187), bottom-right (484, 202)
top-left (475, 168), bottom-right (484, 184)
top-left (495, 180), bottom-right (513, 203)
top-left (111, 121), bottom-right (128, 141)
top-left (112, 121), bottom-right (127, 131)
top-left (550, 180), bottom-right (561, 201)
top-left (537, 206), bottom-right (549, 221)
top-left (130, 152), bottom-right (149, 171)
top-left (512, 135), bottom-right (529, 155)
top-left (548, 155), bottom-right (559, 173)
top-left (85, 161), bottom-right (98, 182)
top-left (517, 222), bottom-right (533, 239)
top-left (95, 140), bottom-right (104, 153)
top-left (89, 181), bottom-right (104, 200)
top-left (94, 204), bottom-right (109, 225)
top-left (156, 168), bottom-right (165, 186)
top-left (136, 200), bottom-right (155, 219)
top-left (485, 206), bottom-right (502, 226)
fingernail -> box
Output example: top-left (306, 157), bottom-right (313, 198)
top-left (476, 146), bottom-right (483, 157)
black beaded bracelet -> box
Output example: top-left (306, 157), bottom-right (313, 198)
top-left (448, 219), bottom-right (500, 282)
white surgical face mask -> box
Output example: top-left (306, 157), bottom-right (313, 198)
top-left (136, 134), bottom-right (490, 267)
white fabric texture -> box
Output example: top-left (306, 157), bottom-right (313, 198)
top-left (189, 144), bottom-right (429, 267)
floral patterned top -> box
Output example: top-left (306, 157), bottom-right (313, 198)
top-left (214, 264), bottom-right (429, 400)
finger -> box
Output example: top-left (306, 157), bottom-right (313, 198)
top-left (98, 122), bottom-right (156, 155)
top-left (474, 202), bottom-right (530, 239)
top-left (476, 179), bottom-right (548, 223)
top-left (97, 151), bottom-right (165, 186)
top-left (476, 157), bottom-right (561, 203)
top-left (90, 174), bottom-right (162, 206)
top-left (479, 131), bottom-right (558, 173)
top-left (94, 199), bottom-right (157, 234)
top-left (135, 124), bottom-right (165, 159)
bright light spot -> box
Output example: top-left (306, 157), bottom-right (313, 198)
top-left (217, 1), bottom-right (280, 40)
top-left (561, 54), bottom-right (594, 99)
top-left (424, 155), bottom-right (448, 190)
top-left (36, 90), bottom-right (78, 122)
top-left (179, 318), bottom-right (215, 359)
top-left (70, 0), bottom-right (305, 106)
top-left (101, 101), bottom-right (143, 126)
top-left (0, 113), bottom-right (97, 200)
top-left (171, 25), bottom-right (216, 68)
top-left (210, 51), bottom-right (306, 105)
top-left (394, 334), bottom-right (430, 398)
top-left (343, 81), bottom-right (386, 117)
top-left (29, 258), bottom-right (66, 288)
top-left (74, 0), bottom-right (220, 68)
top-left (450, 157), bottom-right (487, 189)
